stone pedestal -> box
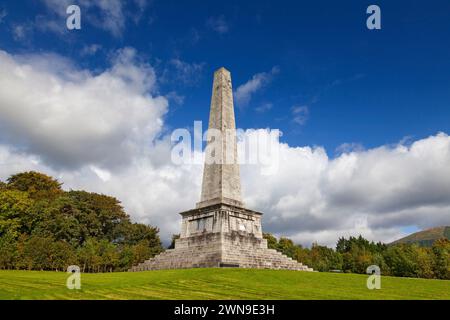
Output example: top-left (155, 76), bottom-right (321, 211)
top-left (179, 203), bottom-right (264, 240)
top-left (129, 204), bottom-right (313, 272)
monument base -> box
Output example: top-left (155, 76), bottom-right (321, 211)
top-left (129, 231), bottom-right (312, 271)
top-left (129, 203), bottom-right (313, 272)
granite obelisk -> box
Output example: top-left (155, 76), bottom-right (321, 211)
top-left (130, 67), bottom-right (312, 271)
top-left (197, 67), bottom-right (243, 209)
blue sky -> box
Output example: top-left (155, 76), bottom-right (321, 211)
top-left (1, 0), bottom-right (450, 154)
top-left (0, 1), bottom-right (450, 245)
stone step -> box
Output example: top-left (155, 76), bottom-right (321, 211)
top-left (130, 246), bottom-right (313, 272)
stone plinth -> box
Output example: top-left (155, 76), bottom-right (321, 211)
top-left (129, 204), bottom-right (313, 272)
top-left (179, 203), bottom-right (263, 239)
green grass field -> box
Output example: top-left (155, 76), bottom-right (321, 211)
top-left (0, 269), bottom-right (448, 300)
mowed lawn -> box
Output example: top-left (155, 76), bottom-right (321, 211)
top-left (0, 269), bottom-right (449, 300)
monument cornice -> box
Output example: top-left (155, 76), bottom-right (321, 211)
top-left (179, 202), bottom-right (263, 217)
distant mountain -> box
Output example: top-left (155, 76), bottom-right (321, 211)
top-left (390, 226), bottom-right (450, 247)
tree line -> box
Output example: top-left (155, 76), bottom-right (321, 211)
top-left (0, 171), bottom-right (163, 272)
top-left (1, 171), bottom-right (448, 279)
top-left (263, 233), bottom-right (450, 280)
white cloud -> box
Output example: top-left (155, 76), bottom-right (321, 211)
top-left (1, 48), bottom-right (450, 247)
top-left (0, 48), bottom-right (167, 169)
top-left (291, 105), bottom-right (309, 125)
top-left (234, 67), bottom-right (279, 107)
top-left (130, 0), bottom-right (151, 24)
top-left (0, 142), bottom-right (202, 242)
top-left (206, 15), bottom-right (229, 34)
top-left (335, 142), bottom-right (364, 154)
top-left (241, 132), bottom-right (450, 246)
top-left (166, 91), bottom-right (185, 105)
top-left (80, 44), bottom-right (102, 56)
top-left (12, 24), bottom-right (29, 41)
top-left (90, 165), bottom-right (111, 182)
top-left (0, 8), bottom-right (7, 23)
top-left (255, 103), bottom-right (273, 113)
top-left (167, 58), bottom-right (205, 85)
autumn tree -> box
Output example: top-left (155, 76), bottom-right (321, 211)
top-left (432, 238), bottom-right (450, 279)
top-left (7, 171), bottom-right (63, 201)
top-left (0, 189), bottom-right (33, 237)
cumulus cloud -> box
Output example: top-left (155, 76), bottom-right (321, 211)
top-left (234, 67), bottom-right (279, 107)
top-left (0, 142), bottom-right (203, 240)
top-left (241, 132), bottom-right (450, 245)
top-left (1, 48), bottom-right (449, 247)
top-left (335, 142), bottom-right (364, 155)
top-left (0, 48), bottom-right (167, 170)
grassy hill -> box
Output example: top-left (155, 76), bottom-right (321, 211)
top-left (0, 269), bottom-right (449, 300)
top-left (390, 226), bottom-right (450, 247)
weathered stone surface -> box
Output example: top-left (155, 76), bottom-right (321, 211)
top-left (179, 203), bottom-right (263, 239)
top-left (129, 67), bottom-right (312, 272)
top-left (197, 67), bottom-right (243, 209)
top-left (130, 230), bottom-right (313, 271)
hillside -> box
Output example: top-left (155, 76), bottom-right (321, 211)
top-left (390, 226), bottom-right (450, 247)
top-left (0, 269), bottom-right (449, 300)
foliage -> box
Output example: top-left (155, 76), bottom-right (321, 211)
top-left (168, 234), bottom-right (180, 249)
top-left (432, 238), bottom-right (450, 279)
top-left (6, 171), bottom-right (63, 201)
top-left (0, 171), bottom-right (163, 272)
top-left (264, 233), bottom-right (450, 280)
top-left (1, 170), bottom-right (447, 279)
top-left (0, 189), bottom-right (33, 238)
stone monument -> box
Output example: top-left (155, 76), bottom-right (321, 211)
top-left (130, 67), bottom-right (312, 271)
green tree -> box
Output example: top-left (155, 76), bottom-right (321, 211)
top-left (293, 246), bottom-right (312, 267)
top-left (383, 244), bottom-right (418, 277)
top-left (263, 233), bottom-right (278, 249)
top-left (310, 244), bottom-right (343, 272)
top-left (118, 246), bottom-right (134, 271)
top-left (168, 234), bottom-right (180, 249)
top-left (337, 235), bottom-right (386, 254)
top-left (131, 240), bottom-right (154, 266)
top-left (68, 191), bottom-right (129, 242)
top-left (0, 189), bottom-right (33, 237)
top-left (34, 196), bottom-right (82, 247)
top-left (51, 241), bottom-right (77, 271)
top-left (99, 240), bottom-right (119, 272)
top-left (22, 235), bottom-right (55, 270)
top-left (414, 246), bottom-right (434, 279)
top-left (0, 171), bottom-right (178, 272)
top-left (7, 171), bottom-right (63, 201)
top-left (77, 238), bottom-right (102, 273)
top-left (277, 237), bottom-right (297, 258)
top-left (0, 230), bottom-right (18, 269)
top-left (124, 223), bottom-right (162, 247)
top-left (432, 238), bottom-right (450, 279)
